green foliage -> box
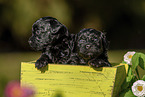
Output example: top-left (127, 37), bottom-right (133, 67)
top-left (121, 66), bottom-right (133, 91)
top-left (138, 53), bottom-right (145, 70)
top-left (120, 52), bottom-right (145, 96)
top-left (131, 53), bottom-right (139, 74)
top-left (142, 75), bottom-right (145, 81)
top-left (119, 90), bottom-right (135, 97)
top-left (121, 61), bottom-right (127, 64)
top-left (132, 53), bottom-right (145, 71)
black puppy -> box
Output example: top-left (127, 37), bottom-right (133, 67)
top-left (29, 16), bottom-right (75, 69)
top-left (75, 28), bottom-right (111, 67)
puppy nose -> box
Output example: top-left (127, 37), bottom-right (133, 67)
top-left (29, 40), bottom-right (32, 44)
top-left (28, 39), bottom-right (33, 45)
top-left (86, 45), bottom-right (91, 49)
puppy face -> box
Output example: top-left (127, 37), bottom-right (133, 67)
top-left (29, 16), bottom-right (68, 51)
top-left (76, 28), bottom-right (104, 60)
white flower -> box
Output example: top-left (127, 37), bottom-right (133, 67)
top-left (124, 51), bottom-right (136, 65)
top-left (132, 80), bottom-right (145, 97)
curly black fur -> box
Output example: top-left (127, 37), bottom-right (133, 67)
top-left (29, 16), bottom-right (111, 69)
top-left (29, 16), bottom-right (75, 69)
top-left (74, 28), bottom-right (111, 67)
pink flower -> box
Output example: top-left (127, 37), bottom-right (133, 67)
top-left (4, 81), bottom-right (35, 97)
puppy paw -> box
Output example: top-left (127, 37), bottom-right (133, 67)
top-left (35, 59), bottom-right (48, 69)
top-left (88, 59), bottom-right (111, 67)
top-left (88, 60), bottom-right (102, 67)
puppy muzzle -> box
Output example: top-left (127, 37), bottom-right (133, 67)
top-left (28, 37), bottom-right (42, 51)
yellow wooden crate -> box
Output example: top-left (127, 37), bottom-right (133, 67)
top-left (21, 62), bottom-right (128, 97)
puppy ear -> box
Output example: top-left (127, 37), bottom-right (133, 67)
top-left (57, 25), bottom-right (69, 37)
top-left (101, 32), bottom-right (109, 51)
top-left (41, 16), bottom-right (69, 37)
top-left (72, 33), bottom-right (79, 53)
top-left (49, 19), bottom-right (69, 37)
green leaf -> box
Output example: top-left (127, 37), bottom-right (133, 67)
top-left (121, 77), bottom-right (130, 91)
top-left (121, 65), bottom-right (136, 91)
top-left (142, 75), bottom-right (145, 81)
top-left (121, 66), bottom-right (132, 90)
top-left (121, 61), bottom-right (127, 64)
top-left (132, 52), bottom-right (145, 80)
top-left (124, 90), bottom-right (135, 97)
top-left (127, 65), bottom-right (133, 80)
top-left (127, 75), bottom-right (134, 82)
top-left (138, 53), bottom-right (145, 70)
top-left (131, 53), bottom-right (139, 73)
top-left (119, 89), bottom-right (135, 97)
top-left (121, 75), bottom-right (136, 91)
